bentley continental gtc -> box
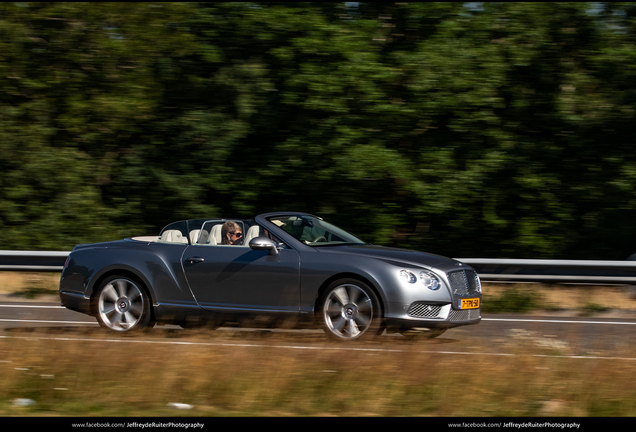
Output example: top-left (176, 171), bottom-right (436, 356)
top-left (59, 212), bottom-right (482, 340)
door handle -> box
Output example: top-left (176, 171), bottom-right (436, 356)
top-left (185, 256), bottom-right (205, 263)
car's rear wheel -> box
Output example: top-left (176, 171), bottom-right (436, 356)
top-left (95, 276), bottom-right (153, 332)
top-left (319, 279), bottom-right (382, 340)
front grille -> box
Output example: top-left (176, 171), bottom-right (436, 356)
top-left (448, 308), bottom-right (481, 322)
top-left (407, 302), bottom-right (443, 318)
top-left (447, 270), bottom-right (481, 297)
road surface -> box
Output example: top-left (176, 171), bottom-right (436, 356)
top-left (1, 300), bottom-right (635, 361)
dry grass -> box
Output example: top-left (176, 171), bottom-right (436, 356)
top-left (481, 282), bottom-right (636, 316)
top-left (1, 332), bottom-right (635, 417)
top-left (1, 273), bottom-right (636, 416)
top-left (0, 272), bottom-right (61, 300)
top-left (482, 282), bottom-right (636, 310)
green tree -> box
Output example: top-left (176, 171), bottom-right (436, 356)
top-left (1, 2), bottom-right (636, 260)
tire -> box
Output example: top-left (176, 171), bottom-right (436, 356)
top-left (95, 276), bottom-right (153, 332)
top-left (319, 279), bottom-right (382, 340)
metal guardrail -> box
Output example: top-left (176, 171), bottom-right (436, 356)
top-left (456, 258), bottom-right (636, 284)
top-left (1, 251), bottom-right (636, 285)
top-left (0, 250), bottom-right (69, 272)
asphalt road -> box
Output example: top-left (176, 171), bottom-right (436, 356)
top-left (1, 300), bottom-right (635, 360)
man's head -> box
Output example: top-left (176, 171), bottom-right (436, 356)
top-left (221, 221), bottom-right (243, 245)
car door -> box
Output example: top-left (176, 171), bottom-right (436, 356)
top-left (182, 244), bottom-right (301, 313)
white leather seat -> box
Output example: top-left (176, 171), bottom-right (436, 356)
top-left (207, 231), bottom-right (217, 245)
top-left (160, 230), bottom-right (188, 244)
top-left (189, 229), bottom-right (201, 244)
top-left (244, 225), bottom-right (260, 244)
top-left (197, 230), bottom-right (211, 245)
top-left (210, 224), bottom-right (223, 244)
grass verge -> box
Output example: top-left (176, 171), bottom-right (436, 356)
top-left (481, 282), bottom-right (636, 316)
top-left (0, 272), bottom-right (60, 300)
top-left (1, 333), bottom-right (635, 417)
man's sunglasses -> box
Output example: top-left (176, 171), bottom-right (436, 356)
top-left (231, 232), bottom-right (243, 238)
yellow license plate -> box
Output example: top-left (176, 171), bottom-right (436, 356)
top-left (459, 298), bottom-right (480, 310)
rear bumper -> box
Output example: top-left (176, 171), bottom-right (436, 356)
top-left (59, 291), bottom-right (92, 316)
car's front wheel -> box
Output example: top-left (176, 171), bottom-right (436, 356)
top-left (319, 279), bottom-right (382, 340)
top-left (95, 276), bottom-right (153, 332)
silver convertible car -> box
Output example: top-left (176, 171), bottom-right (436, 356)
top-left (59, 212), bottom-right (481, 340)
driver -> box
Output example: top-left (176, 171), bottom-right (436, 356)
top-left (221, 221), bottom-right (243, 245)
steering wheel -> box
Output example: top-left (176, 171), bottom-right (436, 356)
top-left (313, 236), bottom-right (327, 243)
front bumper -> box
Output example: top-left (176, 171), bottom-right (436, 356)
top-left (384, 301), bottom-right (481, 331)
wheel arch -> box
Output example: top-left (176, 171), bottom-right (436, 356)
top-left (313, 272), bottom-right (385, 319)
top-left (89, 268), bottom-right (156, 320)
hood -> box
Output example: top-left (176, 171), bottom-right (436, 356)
top-left (316, 244), bottom-right (459, 269)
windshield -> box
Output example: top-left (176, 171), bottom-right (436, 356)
top-left (267, 215), bottom-right (366, 247)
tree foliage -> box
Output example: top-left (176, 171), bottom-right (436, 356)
top-left (1, 2), bottom-right (635, 259)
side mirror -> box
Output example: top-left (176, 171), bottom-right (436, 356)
top-left (249, 237), bottom-right (279, 255)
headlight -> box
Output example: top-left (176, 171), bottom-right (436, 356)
top-left (399, 270), bottom-right (417, 284)
top-left (420, 271), bottom-right (441, 290)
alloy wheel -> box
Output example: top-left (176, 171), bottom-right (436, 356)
top-left (322, 283), bottom-right (375, 339)
top-left (97, 278), bottom-right (148, 331)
